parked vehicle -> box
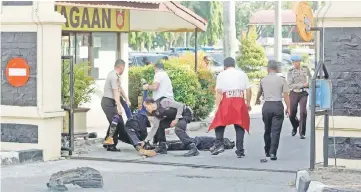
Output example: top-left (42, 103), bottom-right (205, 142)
top-left (129, 52), bottom-right (169, 67)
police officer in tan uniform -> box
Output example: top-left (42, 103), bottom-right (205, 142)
top-left (287, 55), bottom-right (311, 139)
top-left (255, 60), bottom-right (290, 160)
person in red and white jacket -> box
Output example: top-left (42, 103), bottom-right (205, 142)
top-left (208, 57), bottom-right (252, 158)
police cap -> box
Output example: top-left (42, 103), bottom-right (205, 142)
top-left (291, 55), bottom-right (302, 62)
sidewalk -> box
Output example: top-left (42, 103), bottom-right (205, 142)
top-left (73, 105), bottom-right (310, 173)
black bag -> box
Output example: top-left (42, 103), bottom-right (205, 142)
top-left (182, 106), bottom-right (193, 123)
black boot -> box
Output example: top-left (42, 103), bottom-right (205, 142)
top-left (107, 146), bottom-right (121, 152)
top-left (183, 143), bottom-right (199, 157)
top-left (292, 129), bottom-right (297, 136)
top-left (211, 145), bottom-right (225, 155)
top-left (270, 154), bottom-right (277, 160)
top-left (235, 150), bottom-right (245, 158)
top-left (155, 142), bottom-right (167, 154)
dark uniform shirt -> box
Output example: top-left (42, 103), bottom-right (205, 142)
top-left (287, 66), bottom-right (311, 92)
top-left (259, 73), bottom-right (289, 101)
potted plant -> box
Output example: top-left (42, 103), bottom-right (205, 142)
top-left (62, 62), bottom-right (99, 135)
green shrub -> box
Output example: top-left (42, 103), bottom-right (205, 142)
top-left (236, 27), bottom-right (268, 80)
top-left (193, 69), bottom-right (216, 120)
top-left (128, 63), bottom-right (201, 113)
top-left (61, 61), bottom-right (99, 108)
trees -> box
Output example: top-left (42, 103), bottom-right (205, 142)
top-left (236, 28), bottom-right (267, 80)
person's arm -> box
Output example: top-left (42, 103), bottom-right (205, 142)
top-left (282, 78), bottom-right (291, 114)
top-left (215, 89), bottom-right (222, 107)
top-left (244, 73), bottom-right (252, 106)
top-left (287, 70), bottom-right (304, 90)
top-left (161, 98), bottom-right (184, 120)
top-left (147, 82), bottom-right (160, 91)
top-left (144, 117), bottom-right (160, 142)
top-left (111, 76), bottom-right (122, 107)
top-left (119, 86), bottom-right (129, 102)
top-left (255, 80), bottom-right (263, 104)
top-left (215, 74), bottom-right (223, 108)
top-left (146, 73), bottom-right (161, 91)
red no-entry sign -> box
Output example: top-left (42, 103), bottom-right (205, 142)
top-left (5, 57), bottom-right (30, 87)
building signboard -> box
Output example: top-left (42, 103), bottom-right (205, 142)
top-left (55, 5), bottom-right (130, 32)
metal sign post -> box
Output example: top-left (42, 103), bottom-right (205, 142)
top-left (61, 56), bottom-right (75, 156)
top-left (295, 1), bottom-right (331, 169)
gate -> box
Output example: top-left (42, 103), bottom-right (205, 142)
top-left (61, 56), bottom-right (75, 156)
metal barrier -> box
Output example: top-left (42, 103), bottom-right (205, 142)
top-left (61, 56), bottom-right (75, 156)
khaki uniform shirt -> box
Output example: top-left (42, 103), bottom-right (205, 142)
top-left (259, 73), bottom-right (289, 101)
top-left (287, 66), bottom-right (311, 91)
top-left (145, 98), bottom-right (184, 142)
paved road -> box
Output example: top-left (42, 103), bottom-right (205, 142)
top-left (1, 160), bottom-right (295, 192)
top-left (75, 105), bottom-right (310, 173)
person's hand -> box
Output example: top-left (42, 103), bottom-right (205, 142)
top-left (248, 105), bottom-right (252, 111)
top-left (116, 105), bottom-right (123, 115)
top-left (126, 99), bottom-right (131, 106)
top-left (285, 108), bottom-right (290, 117)
top-left (255, 99), bottom-right (261, 105)
top-left (170, 119), bottom-right (179, 127)
top-left (303, 82), bottom-right (309, 88)
top-left (142, 84), bottom-right (149, 90)
top-left (246, 102), bottom-right (252, 111)
top-left (138, 141), bottom-right (145, 147)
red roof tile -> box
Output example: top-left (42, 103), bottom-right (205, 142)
top-left (249, 9), bottom-right (296, 25)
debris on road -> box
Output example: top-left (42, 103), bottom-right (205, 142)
top-left (47, 167), bottom-right (103, 191)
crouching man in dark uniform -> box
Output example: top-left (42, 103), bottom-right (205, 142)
top-left (141, 97), bottom-right (199, 157)
top-left (255, 60), bottom-right (290, 160)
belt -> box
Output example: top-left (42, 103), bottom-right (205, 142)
top-left (292, 88), bottom-right (308, 93)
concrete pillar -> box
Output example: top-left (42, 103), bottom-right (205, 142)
top-left (274, 1), bottom-right (282, 62)
top-left (223, 1), bottom-right (237, 59)
top-left (1, 1), bottom-right (65, 161)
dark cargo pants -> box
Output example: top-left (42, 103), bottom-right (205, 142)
top-left (262, 101), bottom-right (284, 156)
top-left (154, 118), bottom-right (195, 147)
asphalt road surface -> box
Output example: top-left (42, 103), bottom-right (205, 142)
top-left (1, 160), bottom-right (296, 192)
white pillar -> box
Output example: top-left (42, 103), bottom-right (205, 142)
top-left (223, 1), bottom-right (237, 59)
top-left (120, 33), bottom-right (129, 121)
top-left (1, 1), bottom-right (65, 161)
top-left (274, 1), bottom-right (282, 62)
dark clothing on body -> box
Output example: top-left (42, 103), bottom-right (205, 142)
top-left (262, 101), bottom-right (284, 155)
top-left (214, 125), bottom-right (245, 154)
top-left (101, 97), bottom-right (125, 147)
top-left (259, 72), bottom-right (289, 156)
top-left (289, 91), bottom-right (308, 135)
top-left (167, 137), bottom-right (235, 151)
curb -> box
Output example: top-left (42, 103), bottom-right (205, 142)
top-left (0, 149), bottom-right (43, 166)
top-left (295, 169), bottom-right (360, 192)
